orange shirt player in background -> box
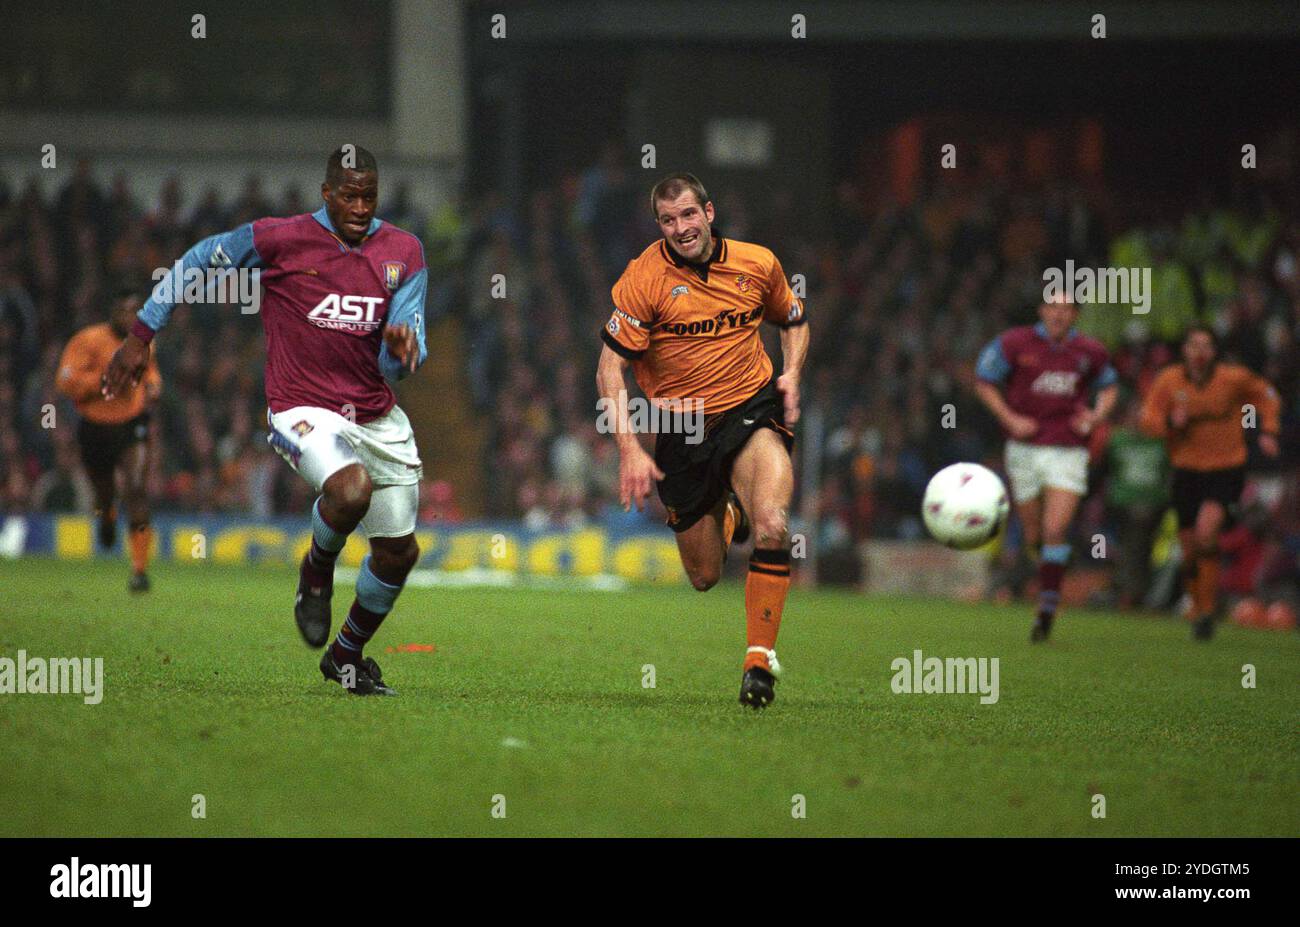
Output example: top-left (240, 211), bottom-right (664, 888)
top-left (596, 173), bottom-right (810, 709)
top-left (1141, 325), bottom-right (1281, 640)
top-left (56, 279), bottom-right (161, 591)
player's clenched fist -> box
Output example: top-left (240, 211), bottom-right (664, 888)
top-left (101, 333), bottom-right (149, 399)
top-left (777, 371), bottom-right (800, 425)
top-left (619, 443), bottom-right (665, 512)
top-left (1003, 412), bottom-right (1039, 440)
top-left (383, 323), bottom-right (419, 373)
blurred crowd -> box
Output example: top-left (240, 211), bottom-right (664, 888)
top-left (1, 161), bottom-right (322, 520)
top-left (1, 154), bottom-right (1298, 599)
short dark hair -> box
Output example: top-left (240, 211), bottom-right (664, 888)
top-left (649, 172), bottom-right (709, 220)
top-left (108, 275), bottom-right (147, 303)
top-left (325, 145), bottom-right (378, 187)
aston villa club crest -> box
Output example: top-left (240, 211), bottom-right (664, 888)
top-left (381, 261), bottom-right (406, 292)
top-left (291, 420), bottom-right (314, 437)
top-left (209, 244), bottom-right (233, 268)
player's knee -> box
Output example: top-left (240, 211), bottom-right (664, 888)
top-left (753, 508), bottom-right (788, 547)
top-left (688, 565), bottom-right (720, 592)
top-left (328, 467), bottom-right (372, 519)
top-left (374, 536), bottom-right (420, 579)
top-left (398, 537), bottom-right (420, 574)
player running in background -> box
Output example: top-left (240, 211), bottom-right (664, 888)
top-left (56, 278), bottom-right (161, 592)
top-left (1140, 325), bottom-right (1280, 640)
top-left (974, 297), bottom-right (1119, 642)
top-left (103, 146), bottom-right (428, 696)
top-left (596, 173), bottom-right (809, 709)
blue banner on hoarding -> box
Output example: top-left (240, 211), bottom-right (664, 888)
top-left (6, 514), bottom-right (688, 585)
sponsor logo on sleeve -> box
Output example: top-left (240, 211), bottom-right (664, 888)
top-left (612, 307), bottom-right (645, 328)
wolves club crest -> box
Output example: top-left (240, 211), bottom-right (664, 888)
top-left (381, 261), bottom-right (406, 292)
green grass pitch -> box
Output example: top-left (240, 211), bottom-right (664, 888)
top-left (1, 557), bottom-right (1296, 837)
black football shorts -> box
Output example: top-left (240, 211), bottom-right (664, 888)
top-left (1170, 466), bottom-right (1245, 530)
top-left (653, 376), bottom-right (794, 533)
top-left (77, 412), bottom-right (150, 478)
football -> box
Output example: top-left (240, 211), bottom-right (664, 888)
top-left (922, 463), bottom-right (1010, 550)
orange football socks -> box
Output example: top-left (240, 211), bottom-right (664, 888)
top-left (129, 524), bottom-right (152, 574)
top-left (1193, 552), bottom-right (1220, 619)
top-left (745, 548), bottom-right (791, 671)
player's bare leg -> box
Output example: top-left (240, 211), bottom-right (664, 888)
top-left (674, 498), bottom-right (728, 591)
top-left (321, 531), bottom-right (419, 696)
top-left (730, 428), bottom-right (795, 708)
top-left (296, 463), bottom-right (373, 648)
top-left (121, 441), bottom-right (152, 592)
top-left (1009, 495), bottom-right (1042, 598)
top-left (1184, 500), bottom-right (1227, 640)
top-left (1031, 487), bottom-right (1081, 642)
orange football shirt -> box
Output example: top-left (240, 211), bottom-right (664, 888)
top-left (1140, 362), bottom-right (1280, 470)
top-left (56, 322), bottom-right (161, 424)
top-left (602, 234), bottom-right (806, 414)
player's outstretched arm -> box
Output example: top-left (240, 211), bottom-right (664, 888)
top-left (1073, 358), bottom-right (1120, 436)
top-left (776, 321), bottom-right (809, 425)
top-left (759, 251), bottom-right (808, 424)
top-left (1241, 369), bottom-right (1282, 457)
top-left (378, 266), bottom-right (428, 382)
top-left (974, 335), bottom-right (1037, 440)
top-left (596, 344), bottom-right (663, 511)
top-left (1138, 369), bottom-right (1175, 438)
top-left (103, 224), bottom-right (263, 397)
top-left (56, 332), bottom-right (103, 403)
top-left (1094, 382), bottom-right (1121, 422)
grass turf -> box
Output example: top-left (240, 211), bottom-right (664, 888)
top-left (0, 556), bottom-right (1296, 837)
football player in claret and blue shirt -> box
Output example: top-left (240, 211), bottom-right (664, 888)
top-left (973, 296), bottom-right (1119, 643)
top-left (104, 147), bottom-right (428, 695)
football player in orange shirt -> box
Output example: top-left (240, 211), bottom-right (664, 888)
top-left (1141, 325), bottom-right (1281, 639)
top-left (596, 174), bottom-right (809, 708)
top-left (56, 280), bottom-right (161, 591)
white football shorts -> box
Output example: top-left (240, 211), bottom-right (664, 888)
top-left (267, 404), bottom-right (422, 538)
top-left (1003, 440), bottom-right (1089, 504)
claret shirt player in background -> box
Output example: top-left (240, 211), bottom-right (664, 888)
top-left (975, 296), bottom-right (1119, 642)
